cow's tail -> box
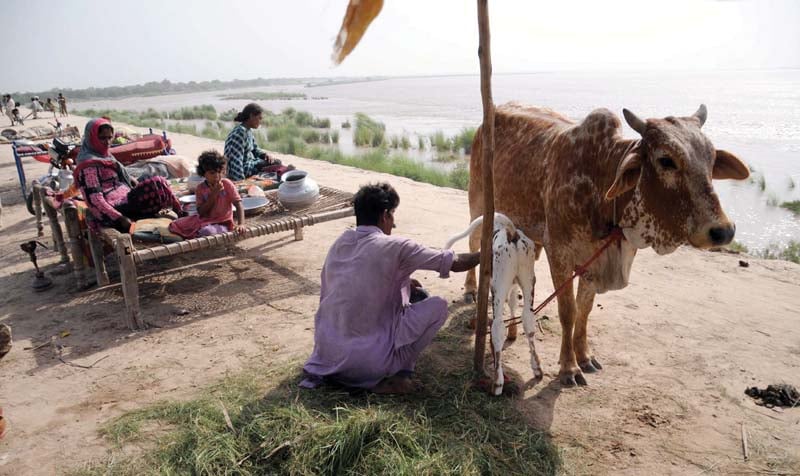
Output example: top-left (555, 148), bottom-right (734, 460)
top-left (444, 213), bottom-right (516, 249)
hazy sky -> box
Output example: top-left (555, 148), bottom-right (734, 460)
top-left (2, 0), bottom-right (798, 92)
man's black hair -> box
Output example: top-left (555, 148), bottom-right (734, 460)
top-left (196, 150), bottom-right (226, 176)
top-left (353, 182), bottom-right (400, 226)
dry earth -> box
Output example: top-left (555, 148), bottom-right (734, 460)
top-left (0, 115), bottom-right (798, 475)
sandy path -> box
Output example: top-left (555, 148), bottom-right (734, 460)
top-left (0, 116), bottom-right (797, 475)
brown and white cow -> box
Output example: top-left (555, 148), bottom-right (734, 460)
top-left (465, 102), bottom-right (750, 386)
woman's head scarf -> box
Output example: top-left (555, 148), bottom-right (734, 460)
top-left (75, 117), bottom-right (133, 187)
top-left (76, 118), bottom-right (115, 163)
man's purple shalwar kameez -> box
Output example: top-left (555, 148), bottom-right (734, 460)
top-left (301, 225), bottom-right (455, 389)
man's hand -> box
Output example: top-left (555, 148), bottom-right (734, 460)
top-left (234, 224), bottom-right (247, 235)
top-left (450, 252), bottom-right (481, 273)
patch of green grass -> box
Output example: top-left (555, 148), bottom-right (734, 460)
top-left (219, 91), bottom-right (307, 101)
top-left (75, 105), bottom-right (218, 125)
top-left (218, 108), bottom-right (238, 121)
top-left (330, 130), bottom-right (339, 144)
top-left (353, 113), bottom-right (386, 147)
top-left (726, 240), bottom-right (748, 253)
top-left (430, 130), bottom-right (452, 151)
top-left (758, 174), bottom-right (766, 192)
top-left (780, 200), bottom-right (800, 215)
top-left (418, 136), bottom-right (426, 150)
top-left (400, 136), bottom-right (411, 150)
top-left (453, 127), bottom-right (477, 154)
top-left (72, 313), bottom-right (559, 476)
top-left (756, 240), bottom-right (800, 264)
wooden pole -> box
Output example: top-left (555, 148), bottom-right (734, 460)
top-left (474, 0), bottom-right (495, 376)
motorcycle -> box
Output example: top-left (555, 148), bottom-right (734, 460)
top-left (25, 137), bottom-right (78, 215)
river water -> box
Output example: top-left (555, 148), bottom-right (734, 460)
top-left (75, 70), bottom-right (800, 251)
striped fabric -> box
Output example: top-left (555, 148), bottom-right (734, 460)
top-left (224, 124), bottom-right (266, 181)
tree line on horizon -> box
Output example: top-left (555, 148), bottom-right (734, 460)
top-left (7, 77), bottom-right (336, 102)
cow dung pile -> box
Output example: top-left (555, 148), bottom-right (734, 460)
top-left (745, 384), bottom-right (800, 408)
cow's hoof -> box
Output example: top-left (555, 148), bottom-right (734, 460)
top-left (590, 357), bottom-right (603, 370)
top-left (578, 359), bottom-right (599, 373)
top-left (559, 371), bottom-right (588, 387)
top-left (464, 292), bottom-right (476, 304)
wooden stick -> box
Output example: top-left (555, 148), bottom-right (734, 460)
top-left (63, 203), bottom-right (87, 290)
top-left (741, 422), bottom-right (749, 461)
top-left (219, 400), bottom-right (235, 433)
top-left (116, 233), bottom-right (144, 330)
top-left (474, 0), bottom-right (495, 377)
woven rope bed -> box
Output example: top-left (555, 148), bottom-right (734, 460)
top-left (35, 183), bottom-right (354, 330)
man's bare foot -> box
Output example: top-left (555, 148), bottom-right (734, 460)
top-left (372, 375), bottom-right (418, 395)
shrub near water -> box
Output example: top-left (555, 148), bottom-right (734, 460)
top-left (353, 112), bottom-right (386, 147)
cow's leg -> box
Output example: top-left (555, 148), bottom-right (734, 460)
top-left (518, 264), bottom-right (542, 380)
top-left (575, 278), bottom-right (602, 373)
top-left (550, 261), bottom-right (585, 386)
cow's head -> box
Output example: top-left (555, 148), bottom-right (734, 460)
top-left (606, 105), bottom-right (750, 254)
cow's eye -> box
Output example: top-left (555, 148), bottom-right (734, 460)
top-left (658, 156), bottom-right (677, 170)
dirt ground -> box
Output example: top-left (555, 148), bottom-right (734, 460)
top-left (0, 116), bottom-right (798, 475)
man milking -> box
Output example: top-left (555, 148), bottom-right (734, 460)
top-left (301, 183), bottom-right (480, 394)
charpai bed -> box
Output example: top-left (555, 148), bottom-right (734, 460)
top-left (33, 183), bottom-right (354, 330)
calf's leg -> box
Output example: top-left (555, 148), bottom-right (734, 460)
top-left (518, 268), bottom-right (542, 380)
top-left (490, 255), bottom-right (515, 396)
top-left (464, 222), bottom-right (481, 303)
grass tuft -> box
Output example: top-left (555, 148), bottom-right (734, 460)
top-left (72, 314), bottom-right (559, 476)
top-left (353, 113), bottom-right (386, 147)
top-left (780, 200), bottom-right (800, 215)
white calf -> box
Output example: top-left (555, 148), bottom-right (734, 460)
top-left (445, 213), bottom-right (542, 395)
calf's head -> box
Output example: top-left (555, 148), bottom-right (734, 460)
top-left (606, 105), bottom-right (750, 254)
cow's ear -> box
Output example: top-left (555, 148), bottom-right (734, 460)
top-left (713, 150), bottom-right (750, 180)
top-left (605, 152), bottom-right (642, 200)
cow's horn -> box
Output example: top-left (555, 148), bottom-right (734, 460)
top-left (622, 108), bottom-right (646, 135)
top-left (693, 104), bottom-right (707, 127)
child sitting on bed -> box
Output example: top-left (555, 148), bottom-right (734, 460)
top-left (196, 150), bottom-right (246, 235)
top-left (169, 150), bottom-right (246, 238)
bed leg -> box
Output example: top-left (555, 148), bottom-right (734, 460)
top-left (63, 204), bottom-right (86, 290)
top-left (88, 228), bottom-right (110, 286)
top-left (116, 233), bottom-right (144, 330)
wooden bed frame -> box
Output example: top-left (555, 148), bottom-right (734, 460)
top-left (33, 182), bottom-right (354, 330)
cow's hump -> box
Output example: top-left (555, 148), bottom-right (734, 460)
top-left (569, 108), bottom-right (623, 144)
